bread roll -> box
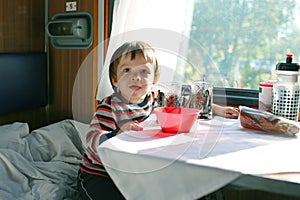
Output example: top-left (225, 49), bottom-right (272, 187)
top-left (239, 106), bottom-right (299, 136)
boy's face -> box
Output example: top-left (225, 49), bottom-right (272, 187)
top-left (112, 53), bottom-right (155, 104)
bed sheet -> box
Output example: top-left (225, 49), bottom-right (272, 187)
top-left (0, 119), bottom-right (89, 200)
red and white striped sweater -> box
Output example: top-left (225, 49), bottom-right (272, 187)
top-left (79, 91), bottom-right (157, 177)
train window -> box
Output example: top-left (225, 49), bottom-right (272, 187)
top-left (189, 0), bottom-right (300, 90)
top-left (105, 0), bottom-right (300, 106)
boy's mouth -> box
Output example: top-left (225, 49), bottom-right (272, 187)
top-left (129, 85), bottom-right (142, 91)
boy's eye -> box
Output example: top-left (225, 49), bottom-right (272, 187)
top-left (141, 69), bottom-right (149, 75)
top-left (123, 68), bottom-right (130, 73)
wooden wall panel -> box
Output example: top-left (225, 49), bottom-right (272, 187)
top-left (0, 0), bottom-right (99, 129)
top-left (47, 0), bottom-right (98, 124)
top-left (0, 108), bottom-right (48, 130)
top-left (0, 0), bottom-right (45, 52)
top-left (0, 0), bottom-right (46, 130)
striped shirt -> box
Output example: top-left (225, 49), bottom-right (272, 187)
top-left (79, 91), bottom-right (158, 177)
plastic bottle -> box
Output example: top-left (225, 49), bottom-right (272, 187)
top-left (272, 54), bottom-right (300, 121)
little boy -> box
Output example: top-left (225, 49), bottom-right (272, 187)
top-left (77, 41), bottom-right (239, 199)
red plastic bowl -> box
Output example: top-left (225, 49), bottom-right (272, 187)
top-left (155, 107), bottom-right (200, 133)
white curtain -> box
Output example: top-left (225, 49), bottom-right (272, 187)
top-left (96, 0), bottom-right (194, 100)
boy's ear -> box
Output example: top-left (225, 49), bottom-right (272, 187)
top-left (112, 77), bottom-right (118, 87)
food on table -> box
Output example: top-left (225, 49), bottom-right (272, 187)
top-left (239, 106), bottom-right (299, 136)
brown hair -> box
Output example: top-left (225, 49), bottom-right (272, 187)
top-left (109, 41), bottom-right (160, 89)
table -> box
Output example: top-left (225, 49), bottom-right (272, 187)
top-left (97, 116), bottom-right (300, 199)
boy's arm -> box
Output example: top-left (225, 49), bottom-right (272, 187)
top-left (212, 103), bottom-right (239, 119)
top-left (85, 103), bottom-right (119, 156)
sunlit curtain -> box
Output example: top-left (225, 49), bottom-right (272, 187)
top-left (96, 0), bottom-right (194, 100)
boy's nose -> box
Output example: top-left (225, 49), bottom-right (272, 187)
top-left (131, 71), bottom-right (141, 81)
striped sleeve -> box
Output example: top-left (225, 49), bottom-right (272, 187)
top-left (85, 97), bottom-right (118, 156)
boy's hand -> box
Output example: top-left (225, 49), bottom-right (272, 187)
top-left (117, 121), bottom-right (143, 135)
top-left (223, 107), bottom-right (240, 119)
top-left (213, 104), bottom-right (240, 119)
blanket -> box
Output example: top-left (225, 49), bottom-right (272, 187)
top-left (0, 119), bottom-right (88, 200)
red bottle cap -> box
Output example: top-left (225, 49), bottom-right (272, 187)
top-left (286, 53), bottom-right (293, 59)
top-left (259, 81), bottom-right (274, 87)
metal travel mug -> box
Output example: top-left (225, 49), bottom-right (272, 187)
top-left (190, 81), bottom-right (213, 119)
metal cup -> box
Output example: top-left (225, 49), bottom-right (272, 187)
top-left (189, 81), bottom-right (213, 119)
top-left (156, 82), bottom-right (182, 107)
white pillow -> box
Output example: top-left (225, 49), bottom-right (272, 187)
top-left (0, 122), bottom-right (29, 149)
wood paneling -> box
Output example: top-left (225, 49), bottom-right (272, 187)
top-left (0, 108), bottom-right (47, 130)
top-left (47, 0), bottom-right (98, 124)
top-left (0, 0), bottom-right (45, 52)
top-left (0, 0), bottom-right (99, 129)
top-left (0, 0), bottom-right (46, 129)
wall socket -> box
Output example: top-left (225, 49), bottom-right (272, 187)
top-left (66, 1), bottom-right (77, 12)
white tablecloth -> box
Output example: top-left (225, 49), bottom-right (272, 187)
top-left (98, 116), bottom-right (300, 199)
